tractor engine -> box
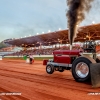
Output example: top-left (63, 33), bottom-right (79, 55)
top-left (83, 40), bottom-right (96, 53)
top-left (82, 40), bottom-right (97, 61)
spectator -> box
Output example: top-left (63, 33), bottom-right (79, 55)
top-left (29, 54), bottom-right (34, 64)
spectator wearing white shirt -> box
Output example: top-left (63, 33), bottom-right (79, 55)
top-left (29, 54), bottom-right (34, 64)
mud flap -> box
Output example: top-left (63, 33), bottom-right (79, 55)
top-left (90, 63), bottom-right (100, 87)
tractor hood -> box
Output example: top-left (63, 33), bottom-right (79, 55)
top-left (53, 50), bottom-right (80, 56)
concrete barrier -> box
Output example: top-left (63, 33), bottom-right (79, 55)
top-left (4, 55), bottom-right (53, 58)
top-left (0, 56), bottom-right (2, 60)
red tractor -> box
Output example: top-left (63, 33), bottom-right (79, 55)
top-left (46, 40), bottom-right (98, 82)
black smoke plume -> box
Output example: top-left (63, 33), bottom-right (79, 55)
top-left (66, 0), bottom-right (94, 45)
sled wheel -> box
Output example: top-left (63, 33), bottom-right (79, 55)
top-left (72, 57), bottom-right (91, 82)
top-left (46, 64), bottom-right (54, 74)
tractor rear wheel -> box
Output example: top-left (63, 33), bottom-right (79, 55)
top-left (46, 64), bottom-right (54, 74)
top-left (72, 57), bottom-right (91, 82)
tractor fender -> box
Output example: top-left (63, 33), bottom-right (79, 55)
top-left (80, 55), bottom-right (96, 63)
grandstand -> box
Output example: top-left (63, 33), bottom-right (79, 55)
top-left (3, 23), bottom-right (100, 56)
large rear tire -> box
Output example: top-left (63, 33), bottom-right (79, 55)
top-left (72, 57), bottom-right (91, 82)
top-left (46, 64), bottom-right (54, 74)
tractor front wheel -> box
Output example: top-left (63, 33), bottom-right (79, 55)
top-left (46, 64), bottom-right (54, 74)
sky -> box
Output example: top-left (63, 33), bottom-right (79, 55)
top-left (0, 0), bottom-right (100, 42)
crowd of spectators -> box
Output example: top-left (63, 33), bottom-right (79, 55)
top-left (7, 45), bottom-right (81, 56)
top-left (7, 48), bottom-right (55, 56)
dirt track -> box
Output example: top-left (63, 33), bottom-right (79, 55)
top-left (0, 59), bottom-right (100, 100)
